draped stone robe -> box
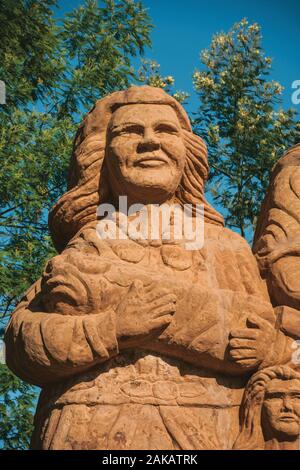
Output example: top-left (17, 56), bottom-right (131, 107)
top-left (5, 219), bottom-right (291, 450)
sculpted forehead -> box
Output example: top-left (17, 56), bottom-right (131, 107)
top-left (266, 379), bottom-right (300, 394)
top-left (109, 103), bottom-right (181, 128)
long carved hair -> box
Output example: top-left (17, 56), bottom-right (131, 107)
top-left (49, 86), bottom-right (224, 252)
top-left (253, 143), bottom-right (300, 259)
top-left (252, 143), bottom-right (300, 308)
top-left (233, 366), bottom-right (300, 450)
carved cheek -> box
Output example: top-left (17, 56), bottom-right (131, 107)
top-left (161, 137), bottom-right (186, 167)
top-left (291, 398), bottom-right (300, 416)
top-left (263, 401), bottom-right (278, 420)
top-left (109, 138), bottom-right (139, 165)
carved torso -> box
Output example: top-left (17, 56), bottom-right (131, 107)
top-left (29, 221), bottom-right (276, 449)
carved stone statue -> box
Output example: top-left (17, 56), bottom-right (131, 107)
top-left (4, 86), bottom-right (300, 450)
top-left (234, 366), bottom-right (300, 450)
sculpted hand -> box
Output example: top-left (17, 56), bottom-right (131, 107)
top-left (116, 279), bottom-right (176, 344)
top-left (229, 314), bottom-right (276, 369)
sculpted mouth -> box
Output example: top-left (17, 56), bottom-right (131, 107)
top-left (278, 415), bottom-right (297, 422)
top-left (134, 154), bottom-right (169, 167)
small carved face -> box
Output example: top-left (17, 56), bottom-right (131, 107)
top-left (262, 379), bottom-right (300, 437)
top-left (106, 104), bottom-right (186, 204)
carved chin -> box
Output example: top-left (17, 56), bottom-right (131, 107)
top-left (273, 422), bottom-right (300, 437)
top-left (122, 168), bottom-right (182, 196)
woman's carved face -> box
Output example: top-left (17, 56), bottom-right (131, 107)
top-left (106, 103), bottom-right (186, 204)
top-left (262, 379), bottom-right (300, 437)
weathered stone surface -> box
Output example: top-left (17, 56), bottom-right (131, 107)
top-left (253, 144), bottom-right (300, 312)
top-left (234, 366), bottom-right (300, 450)
top-left (4, 87), bottom-right (300, 450)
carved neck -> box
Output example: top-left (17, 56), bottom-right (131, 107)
top-left (264, 436), bottom-right (300, 450)
top-left (111, 192), bottom-right (178, 210)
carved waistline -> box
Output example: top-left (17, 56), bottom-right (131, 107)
top-left (50, 376), bottom-right (244, 408)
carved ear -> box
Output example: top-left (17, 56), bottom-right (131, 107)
top-left (253, 143), bottom-right (300, 309)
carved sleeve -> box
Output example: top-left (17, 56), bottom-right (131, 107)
top-left (4, 280), bottom-right (119, 387)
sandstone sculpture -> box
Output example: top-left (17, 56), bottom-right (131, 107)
top-left (234, 366), bottom-right (300, 450)
top-left (4, 86), bottom-right (300, 450)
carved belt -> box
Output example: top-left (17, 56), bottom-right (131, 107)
top-left (52, 376), bottom-right (243, 408)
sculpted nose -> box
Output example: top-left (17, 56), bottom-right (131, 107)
top-left (137, 128), bottom-right (160, 153)
top-left (282, 396), bottom-right (293, 412)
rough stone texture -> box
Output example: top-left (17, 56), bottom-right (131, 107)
top-left (4, 87), bottom-right (300, 450)
top-left (253, 144), bottom-right (300, 312)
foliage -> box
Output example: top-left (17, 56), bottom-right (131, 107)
top-left (0, 364), bottom-right (36, 450)
top-left (193, 19), bottom-right (300, 238)
top-left (138, 59), bottom-right (189, 104)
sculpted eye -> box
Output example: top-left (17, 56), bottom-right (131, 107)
top-left (155, 123), bottom-right (179, 135)
top-left (114, 125), bottom-right (144, 136)
top-left (265, 392), bottom-right (282, 400)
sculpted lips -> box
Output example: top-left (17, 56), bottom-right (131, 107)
top-left (134, 153), bottom-right (169, 167)
top-left (278, 414), bottom-right (297, 422)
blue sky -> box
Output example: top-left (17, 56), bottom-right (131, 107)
top-left (57, 0), bottom-right (300, 114)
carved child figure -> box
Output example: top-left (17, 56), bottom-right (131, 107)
top-left (234, 366), bottom-right (300, 450)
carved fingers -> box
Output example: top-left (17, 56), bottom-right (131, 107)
top-left (229, 314), bottom-right (276, 369)
top-left (116, 280), bottom-right (176, 341)
top-left (146, 293), bottom-right (176, 329)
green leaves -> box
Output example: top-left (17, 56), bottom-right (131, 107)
top-left (0, 0), bottom-right (61, 107)
top-left (137, 59), bottom-right (189, 104)
top-left (193, 19), bottom-right (300, 239)
top-left (0, 364), bottom-right (36, 450)
top-left (55, 0), bottom-right (152, 116)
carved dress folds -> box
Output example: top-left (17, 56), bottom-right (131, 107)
top-left (5, 222), bottom-right (291, 449)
